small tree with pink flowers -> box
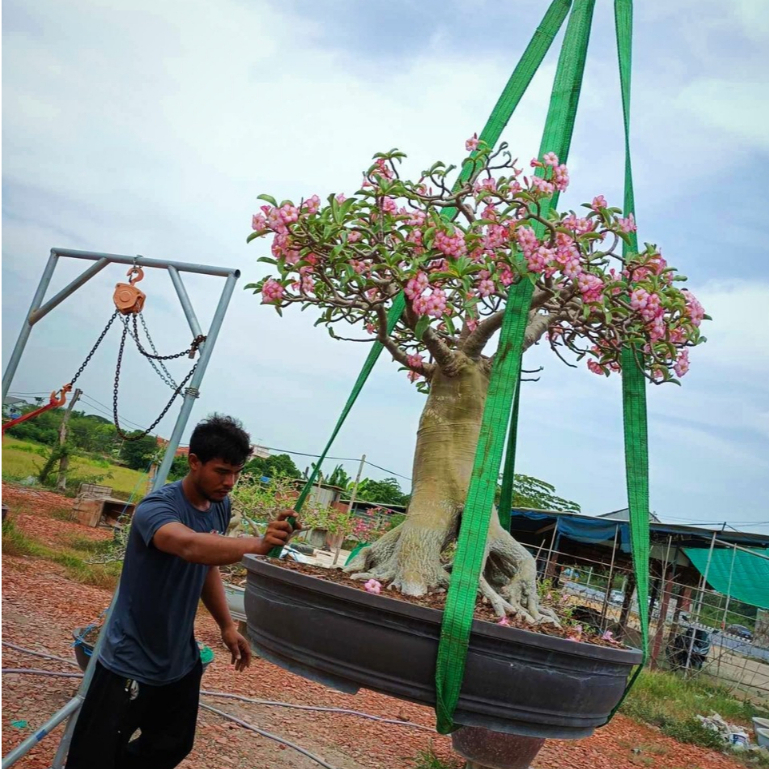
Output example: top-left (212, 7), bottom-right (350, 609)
top-left (247, 139), bottom-right (707, 623)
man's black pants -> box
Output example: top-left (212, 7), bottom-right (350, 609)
top-left (65, 659), bottom-right (202, 769)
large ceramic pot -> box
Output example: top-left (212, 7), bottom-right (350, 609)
top-left (244, 557), bottom-right (642, 739)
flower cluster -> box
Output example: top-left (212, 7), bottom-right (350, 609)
top-left (247, 141), bottom-right (706, 385)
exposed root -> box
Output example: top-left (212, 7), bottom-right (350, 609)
top-left (344, 514), bottom-right (560, 627)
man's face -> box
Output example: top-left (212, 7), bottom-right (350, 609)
top-left (188, 455), bottom-right (244, 502)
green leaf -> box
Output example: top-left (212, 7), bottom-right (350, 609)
top-left (414, 315), bottom-right (430, 340)
top-left (257, 257), bottom-right (278, 265)
top-left (246, 231), bottom-right (262, 244)
top-left (257, 194), bottom-right (278, 207)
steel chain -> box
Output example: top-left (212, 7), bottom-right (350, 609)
top-left (131, 313), bottom-right (205, 361)
top-left (67, 311), bottom-right (120, 388)
top-left (120, 315), bottom-right (179, 390)
top-left (113, 320), bottom-right (198, 441)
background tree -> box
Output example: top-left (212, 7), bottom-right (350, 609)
top-left (506, 474), bottom-right (580, 513)
top-left (326, 464), bottom-right (352, 489)
top-left (243, 452), bottom-right (301, 480)
top-left (119, 433), bottom-right (158, 471)
top-left (355, 477), bottom-right (410, 507)
top-left (246, 140), bottom-right (707, 623)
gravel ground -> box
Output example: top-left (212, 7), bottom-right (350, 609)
top-left (1, 485), bottom-right (743, 769)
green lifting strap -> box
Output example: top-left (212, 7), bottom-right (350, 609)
top-left (435, 0), bottom-right (596, 734)
top-left (609, 0), bottom-right (651, 715)
top-left (268, 0), bottom-right (573, 558)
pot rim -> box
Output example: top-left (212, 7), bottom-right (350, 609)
top-left (244, 555), bottom-right (643, 664)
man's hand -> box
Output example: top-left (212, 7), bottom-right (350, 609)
top-left (221, 623), bottom-right (252, 672)
top-left (259, 510), bottom-right (302, 553)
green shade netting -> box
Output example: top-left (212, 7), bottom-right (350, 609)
top-left (684, 547), bottom-right (769, 611)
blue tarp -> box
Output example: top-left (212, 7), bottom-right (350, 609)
top-left (510, 509), bottom-right (631, 552)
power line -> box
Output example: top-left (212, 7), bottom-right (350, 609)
top-left (78, 393), bottom-right (154, 434)
top-left (263, 446), bottom-right (412, 483)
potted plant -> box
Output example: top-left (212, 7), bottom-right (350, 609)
top-left (242, 139), bottom-right (705, 763)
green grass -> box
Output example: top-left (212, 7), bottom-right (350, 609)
top-left (2, 518), bottom-right (121, 590)
top-left (411, 748), bottom-right (462, 769)
top-left (2, 436), bottom-right (147, 497)
top-left (622, 669), bottom-right (769, 759)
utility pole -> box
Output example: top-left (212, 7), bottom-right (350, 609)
top-left (334, 455), bottom-right (365, 566)
top-left (56, 388), bottom-right (82, 492)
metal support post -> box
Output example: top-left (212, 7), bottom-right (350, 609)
top-left (167, 266), bottom-right (203, 340)
top-left (153, 270), bottom-right (238, 488)
top-left (685, 530), bottom-right (717, 674)
top-left (2, 251), bottom-right (58, 400)
top-left (599, 525), bottom-right (620, 630)
top-left (29, 259), bottom-right (110, 325)
top-left (1, 699), bottom-right (82, 769)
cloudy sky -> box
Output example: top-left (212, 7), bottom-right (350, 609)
top-left (3, 0), bottom-right (768, 530)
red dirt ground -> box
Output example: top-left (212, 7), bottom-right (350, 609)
top-left (1, 484), bottom-right (743, 769)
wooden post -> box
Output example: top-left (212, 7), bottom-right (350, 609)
top-left (618, 571), bottom-right (636, 640)
top-left (333, 455), bottom-right (365, 566)
top-left (56, 388), bottom-right (82, 491)
top-left (650, 565), bottom-right (674, 668)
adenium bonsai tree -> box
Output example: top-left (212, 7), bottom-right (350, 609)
top-left (246, 139), bottom-right (706, 625)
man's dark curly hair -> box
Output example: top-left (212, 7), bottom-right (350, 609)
top-left (189, 414), bottom-right (251, 466)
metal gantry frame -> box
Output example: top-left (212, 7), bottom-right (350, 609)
top-left (2, 248), bottom-right (240, 768)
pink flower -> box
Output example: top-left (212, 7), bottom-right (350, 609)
top-left (407, 370), bottom-right (422, 383)
top-left (497, 617), bottom-right (510, 627)
top-left (476, 177), bottom-right (497, 193)
top-left (591, 195), bottom-right (607, 211)
top-left (279, 203), bottom-right (299, 225)
top-left (335, 193), bottom-right (347, 203)
top-left (364, 579), bottom-right (382, 595)
top-left (365, 323), bottom-right (376, 335)
top-left (261, 279), bottom-right (284, 304)
top-left (530, 176), bottom-right (555, 196)
top-left (542, 152), bottom-right (559, 167)
top-left (526, 245), bottom-right (553, 274)
top-left (477, 278), bottom-right (495, 298)
top-left (372, 158), bottom-right (394, 181)
top-left (618, 213), bottom-right (637, 233)
top-left (303, 195), bottom-right (321, 215)
top-left (516, 226), bottom-right (539, 258)
top-left (684, 291), bottom-right (705, 327)
top-left (405, 271), bottom-right (430, 300)
top-left (553, 164), bottom-right (570, 192)
top-left (466, 317), bottom-right (478, 332)
top-left (587, 359), bottom-right (604, 376)
top-left (252, 213), bottom-right (267, 231)
top-left (381, 196), bottom-right (398, 214)
top-left (630, 287), bottom-right (650, 312)
top-left (465, 133), bottom-right (480, 152)
top-left (413, 288), bottom-right (448, 318)
top-left (407, 353), bottom-right (424, 369)
top-left (578, 273), bottom-right (603, 301)
top-left (348, 230), bottom-right (362, 243)
top-left (435, 230), bottom-right (467, 258)
top-left (674, 349), bottom-right (690, 378)
top-left (405, 209), bottom-right (426, 227)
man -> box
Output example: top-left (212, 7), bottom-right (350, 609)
top-left (65, 415), bottom-right (299, 769)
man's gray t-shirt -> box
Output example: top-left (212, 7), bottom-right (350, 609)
top-left (99, 480), bottom-right (231, 685)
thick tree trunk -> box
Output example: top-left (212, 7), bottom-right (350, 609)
top-left (345, 354), bottom-right (556, 624)
top-left (393, 355), bottom-right (489, 594)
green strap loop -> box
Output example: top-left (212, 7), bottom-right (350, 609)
top-left (268, 0), bottom-right (573, 557)
top-left (609, 0), bottom-right (651, 716)
top-left (496, 382), bottom-right (520, 532)
top-left (435, 0), bottom-right (595, 734)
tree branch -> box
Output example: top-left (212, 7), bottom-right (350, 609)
top-left (375, 305), bottom-right (435, 377)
